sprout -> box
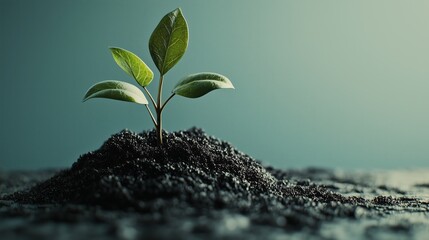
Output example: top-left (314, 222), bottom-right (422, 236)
top-left (83, 8), bottom-right (234, 145)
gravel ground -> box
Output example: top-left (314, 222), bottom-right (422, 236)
top-left (1, 128), bottom-right (428, 239)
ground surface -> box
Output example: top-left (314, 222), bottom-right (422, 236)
top-left (1, 128), bottom-right (428, 240)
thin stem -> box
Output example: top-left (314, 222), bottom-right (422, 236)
top-left (143, 87), bottom-right (157, 108)
top-left (156, 75), bottom-right (164, 145)
top-left (145, 104), bottom-right (157, 127)
top-left (156, 76), bottom-right (164, 109)
top-left (161, 93), bottom-right (175, 112)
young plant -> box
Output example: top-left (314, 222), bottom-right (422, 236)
top-left (83, 8), bottom-right (234, 145)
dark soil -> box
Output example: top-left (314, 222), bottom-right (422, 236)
top-left (1, 128), bottom-right (429, 239)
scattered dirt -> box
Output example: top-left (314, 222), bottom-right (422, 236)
top-left (1, 128), bottom-right (429, 239)
top-left (415, 183), bottom-right (429, 188)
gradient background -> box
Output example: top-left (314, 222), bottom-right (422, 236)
top-left (1, 0), bottom-right (428, 170)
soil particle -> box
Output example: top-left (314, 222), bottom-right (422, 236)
top-left (2, 128), bottom-right (429, 239)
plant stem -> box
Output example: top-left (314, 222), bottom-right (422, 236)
top-left (156, 75), bottom-right (164, 145)
top-left (161, 93), bottom-right (175, 112)
top-left (145, 105), bottom-right (157, 127)
top-left (143, 87), bottom-right (157, 108)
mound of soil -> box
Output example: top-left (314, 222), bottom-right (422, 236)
top-left (6, 128), bottom-right (366, 228)
top-left (4, 128), bottom-right (428, 239)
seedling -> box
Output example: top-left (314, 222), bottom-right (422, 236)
top-left (83, 8), bottom-right (234, 145)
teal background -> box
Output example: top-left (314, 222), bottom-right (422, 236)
top-left (1, 0), bottom-right (428, 170)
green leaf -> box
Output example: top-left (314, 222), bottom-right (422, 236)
top-left (149, 8), bottom-right (188, 75)
top-left (172, 72), bottom-right (234, 98)
top-left (110, 47), bottom-right (154, 87)
top-left (83, 80), bottom-right (148, 104)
